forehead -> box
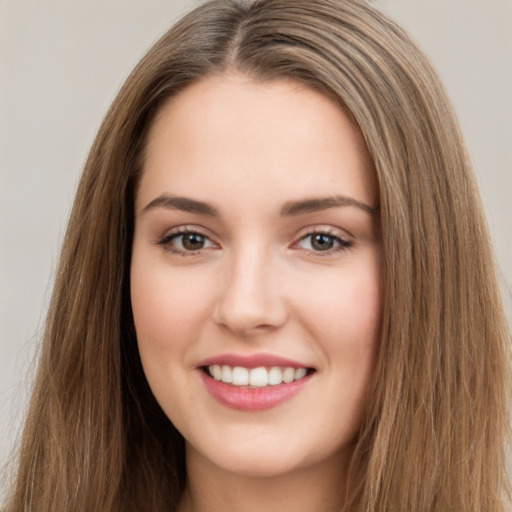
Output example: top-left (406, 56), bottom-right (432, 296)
top-left (137, 74), bottom-right (377, 213)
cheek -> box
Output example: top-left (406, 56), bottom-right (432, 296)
top-left (131, 278), bottom-right (184, 354)
top-left (295, 257), bottom-right (382, 410)
top-left (129, 256), bottom-right (215, 418)
top-left (299, 260), bottom-right (382, 347)
top-left (132, 252), bottom-right (206, 328)
top-left (333, 271), bottom-right (381, 381)
top-left (130, 252), bottom-right (215, 374)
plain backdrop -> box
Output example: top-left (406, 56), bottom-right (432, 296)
top-left (1, 0), bottom-right (511, 495)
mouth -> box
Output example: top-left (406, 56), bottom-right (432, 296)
top-left (202, 364), bottom-right (315, 388)
top-left (197, 353), bottom-right (316, 411)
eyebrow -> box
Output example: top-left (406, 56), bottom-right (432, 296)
top-left (141, 193), bottom-right (378, 217)
top-left (280, 195), bottom-right (378, 216)
top-left (142, 195), bottom-right (219, 216)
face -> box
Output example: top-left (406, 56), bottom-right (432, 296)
top-left (131, 74), bottom-right (382, 479)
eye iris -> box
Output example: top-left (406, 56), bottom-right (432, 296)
top-left (311, 233), bottom-right (334, 251)
top-left (182, 233), bottom-right (205, 250)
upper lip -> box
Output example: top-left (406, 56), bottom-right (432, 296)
top-left (197, 353), bottom-right (314, 370)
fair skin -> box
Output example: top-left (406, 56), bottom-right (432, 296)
top-left (130, 74), bottom-right (382, 512)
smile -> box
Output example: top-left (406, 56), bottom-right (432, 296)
top-left (197, 354), bottom-right (316, 411)
top-left (206, 365), bottom-right (310, 387)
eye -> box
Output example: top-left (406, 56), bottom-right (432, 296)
top-left (296, 231), bottom-right (352, 254)
top-left (157, 229), bottom-right (217, 255)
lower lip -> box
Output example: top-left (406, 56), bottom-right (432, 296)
top-left (199, 371), bottom-right (313, 411)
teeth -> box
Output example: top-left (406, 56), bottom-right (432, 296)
top-left (249, 367), bottom-right (268, 387)
top-left (268, 367), bottom-right (283, 385)
top-left (295, 368), bottom-right (307, 380)
top-left (282, 367), bottom-right (295, 383)
top-left (221, 365), bottom-right (232, 383)
top-left (207, 365), bottom-right (310, 387)
top-left (232, 367), bottom-right (249, 385)
top-left (211, 365), bottom-right (222, 380)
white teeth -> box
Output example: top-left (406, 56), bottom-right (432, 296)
top-left (295, 368), bottom-right (307, 380)
top-left (232, 367), bottom-right (249, 386)
top-left (207, 364), bottom-right (311, 387)
top-left (211, 365), bottom-right (222, 380)
top-left (221, 365), bottom-right (232, 383)
top-left (268, 367), bottom-right (283, 385)
top-left (282, 367), bottom-right (295, 383)
top-left (249, 367), bottom-right (268, 387)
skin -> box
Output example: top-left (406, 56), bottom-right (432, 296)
top-left (131, 74), bottom-right (382, 512)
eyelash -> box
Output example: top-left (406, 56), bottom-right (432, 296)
top-left (293, 229), bottom-right (353, 256)
top-left (156, 227), bottom-right (353, 257)
top-left (156, 227), bottom-right (215, 256)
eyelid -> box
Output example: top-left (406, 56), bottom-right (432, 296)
top-left (155, 225), bottom-right (220, 255)
top-left (154, 224), bottom-right (353, 257)
top-left (290, 225), bottom-right (353, 255)
top-left (293, 224), bottom-right (352, 242)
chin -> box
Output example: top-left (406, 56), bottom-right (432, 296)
top-left (187, 430), bottom-right (353, 481)
top-left (209, 449), bottom-right (307, 478)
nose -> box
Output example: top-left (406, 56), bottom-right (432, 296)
top-left (213, 247), bottom-right (288, 337)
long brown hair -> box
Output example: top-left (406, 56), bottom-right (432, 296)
top-left (6, 1), bottom-right (511, 510)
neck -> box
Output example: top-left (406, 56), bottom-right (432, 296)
top-left (177, 443), bottom-right (354, 512)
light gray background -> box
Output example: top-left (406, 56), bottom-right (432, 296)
top-left (1, 0), bottom-right (511, 496)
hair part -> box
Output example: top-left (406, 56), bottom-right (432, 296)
top-left (6, 1), bottom-right (511, 510)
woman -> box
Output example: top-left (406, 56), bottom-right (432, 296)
top-left (5, 0), bottom-right (511, 510)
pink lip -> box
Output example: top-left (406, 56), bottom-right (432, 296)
top-left (197, 353), bottom-right (315, 411)
top-left (199, 371), bottom-right (314, 411)
top-left (197, 353), bottom-right (312, 369)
